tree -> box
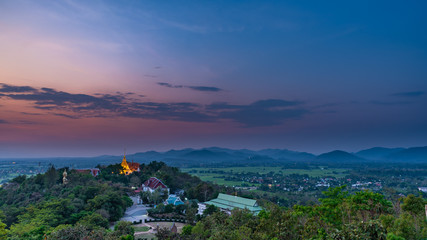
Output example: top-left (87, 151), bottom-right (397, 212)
top-left (77, 212), bottom-right (109, 229)
top-left (47, 224), bottom-right (105, 240)
top-left (151, 188), bottom-right (163, 205)
top-left (0, 220), bottom-right (8, 240)
top-left (129, 176), bottom-right (141, 187)
top-left (140, 191), bottom-right (150, 204)
top-left (182, 225), bottom-right (193, 235)
top-left (165, 204), bottom-right (174, 213)
top-left (186, 207), bottom-right (197, 225)
top-left (203, 204), bottom-right (218, 216)
top-left (113, 221), bottom-right (134, 240)
top-left (44, 165), bottom-right (58, 187)
top-left (401, 194), bottom-right (425, 217)
top-left (0, 211), bottom-right (5, 223)
top-left (348, 190), bottom-right (392, 221)
top-left (155, 227), bottom-right (180, 240)
top-left (196, 183), bottom-right (215, 202)
top-left (11, 175), bottom-right (26, 184)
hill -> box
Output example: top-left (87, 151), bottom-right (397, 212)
top-left (2, 146), bottom-right (426, 170)
top-left (316, 150), bottom-right (366, 163)
top-left (386, 146), bottom-right (427, 162)
top-left (355, 147), bottom-right (405, 160)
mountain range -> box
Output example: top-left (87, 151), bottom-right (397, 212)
top-left (1, 146), bottom-right (426, 168)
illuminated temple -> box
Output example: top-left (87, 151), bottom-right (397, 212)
top-left (120, 153), bottom-right (140, 175)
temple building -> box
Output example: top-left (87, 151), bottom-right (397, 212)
top-left (142, 177), bottom-right (169, 194)
top-left (120, 153), bottom-right (140, 175)
top-left (200, 193), bottom-right (262, 215)
top-left (75, 168), bottom-right (101, 177)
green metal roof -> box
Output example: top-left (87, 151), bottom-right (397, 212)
top-left (205, 193), bottom-right (262, 214)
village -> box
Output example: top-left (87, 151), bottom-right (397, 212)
top-left (68, 154), bottom-right (264, 239)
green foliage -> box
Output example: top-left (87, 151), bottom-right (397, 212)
top-left (183, 189), bottom-right (426, 240)
top-left (0, 164), bottom-right (134, 239)
top-left (164, 204), bottom-right (174, 213)
top-left (401, 194), bottom-right (425, 216)
top-left (0, 220), bottom-right (7, 240)
top-left (186, 206), bottom-right (197, 225)
top-left (114, 221), bottom-right (135, 239)
top-left (87, 191), bottom-right (127, 221)
top-left (155, 227), bottom-right (180, 240)
top-left (182, 225), bottom-right (193, 235)
top-left (203, 204), bottom-right (219, 216)
top-left (0, 211), bottom-right (5, 223)
top-left (77, 212), bottom-right (109, 229)
top-left (387, 232), bottom-right (406, 240)
top-left (10, 175), bottom-right (26, 184)
top-left (1, 161), bottom-right (426, 240)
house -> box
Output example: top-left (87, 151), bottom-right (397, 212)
top-left (202, 193), bottom-right (262, 215)
top-left (197, 203), bottom-right (207, 215)
top-left (165, 194), bottom-right (184, 206)
top-left (418, 187), bottom-right (427, 193)
top-left (142, 177), bottom-right (169, 194)
top-left (74, 168), bottom-right (100, 177)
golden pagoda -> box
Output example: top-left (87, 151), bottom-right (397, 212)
top-left (120, 152), bottom-right (140, 175)
top-left (62, 169), bottom-right (68, 185)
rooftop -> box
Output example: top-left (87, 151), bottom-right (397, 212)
top-left (205, 193), bottom-right (262, 214)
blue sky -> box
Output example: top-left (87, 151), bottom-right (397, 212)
top-left (0, 1), bottom-right (426, 157)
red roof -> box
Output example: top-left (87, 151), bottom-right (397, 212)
top-left (75, 168), bottom-right (100, 177)
top-left (143, 177), bottom-right (167, 190)
top-left (128, 161), bottom-right (140, 172)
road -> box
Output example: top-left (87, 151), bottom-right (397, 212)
top-left (120, 196), bottom-right (152, 223)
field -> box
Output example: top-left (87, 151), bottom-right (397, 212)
top-left (181, 166), bottom-right (348, 187)
top-left (133, 226), bottom-right (150, 232)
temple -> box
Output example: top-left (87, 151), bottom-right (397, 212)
top-left (120, 153), bottom-right (140, 175)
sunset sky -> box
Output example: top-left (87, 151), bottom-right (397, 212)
top-left (1, 1), bottom-right (426, 157)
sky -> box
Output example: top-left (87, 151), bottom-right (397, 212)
top-left (0, 0), bottom-right (426, 157)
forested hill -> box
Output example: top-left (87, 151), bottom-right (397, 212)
top-left (0, 161), bottom-right (228, 239)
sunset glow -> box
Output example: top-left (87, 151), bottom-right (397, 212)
top-left (0, 1), bottom-right (426, 157)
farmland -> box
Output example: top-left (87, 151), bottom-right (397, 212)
top-left (181, 166), bottom-right (349, 187)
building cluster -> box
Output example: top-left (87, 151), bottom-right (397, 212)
top-left (351, 181), bottom-right (382, 190)
top-left (137, 176), bottom-right (261, 215)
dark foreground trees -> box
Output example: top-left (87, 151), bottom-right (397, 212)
top-left (167, 187), bottom-right (426, 240)
top-left (0, 166), bottom-right (133, 239)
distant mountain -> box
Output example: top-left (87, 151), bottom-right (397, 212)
top-left (258, 149), bottom-right (315, 161)
top-left (316, 150), bottom-right (366, 162)
top-left (386, 146), bottom-right (427, 162)
top-left (3, 146), bottom-right (425, 169)
top-left (355, 147), bottom-right (405, 160)
top-left (184, 149), bottom-right (233, 159)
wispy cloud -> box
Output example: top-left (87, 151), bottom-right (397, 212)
top-left (0, 119), bottom-right (9, 124)
top-left (188, 86), bottom-right (222, 92)
top-left (208, 99), bottom-right (308, 127)
top-left (390, 91), bottom-right (425, 98)
top-left (369, 100), bottom-right (413, 106)
top-left (0, 83), bottom-right (307, 127)
top-left (0, 83), bottom-right (37, 93)
top-left (157, 82), bottom-right (223, 92)
top-left (157, 82), bottom-right (183, 88)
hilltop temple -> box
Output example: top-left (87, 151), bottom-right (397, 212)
top-left (120, 153), bottom-right (140, 175)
